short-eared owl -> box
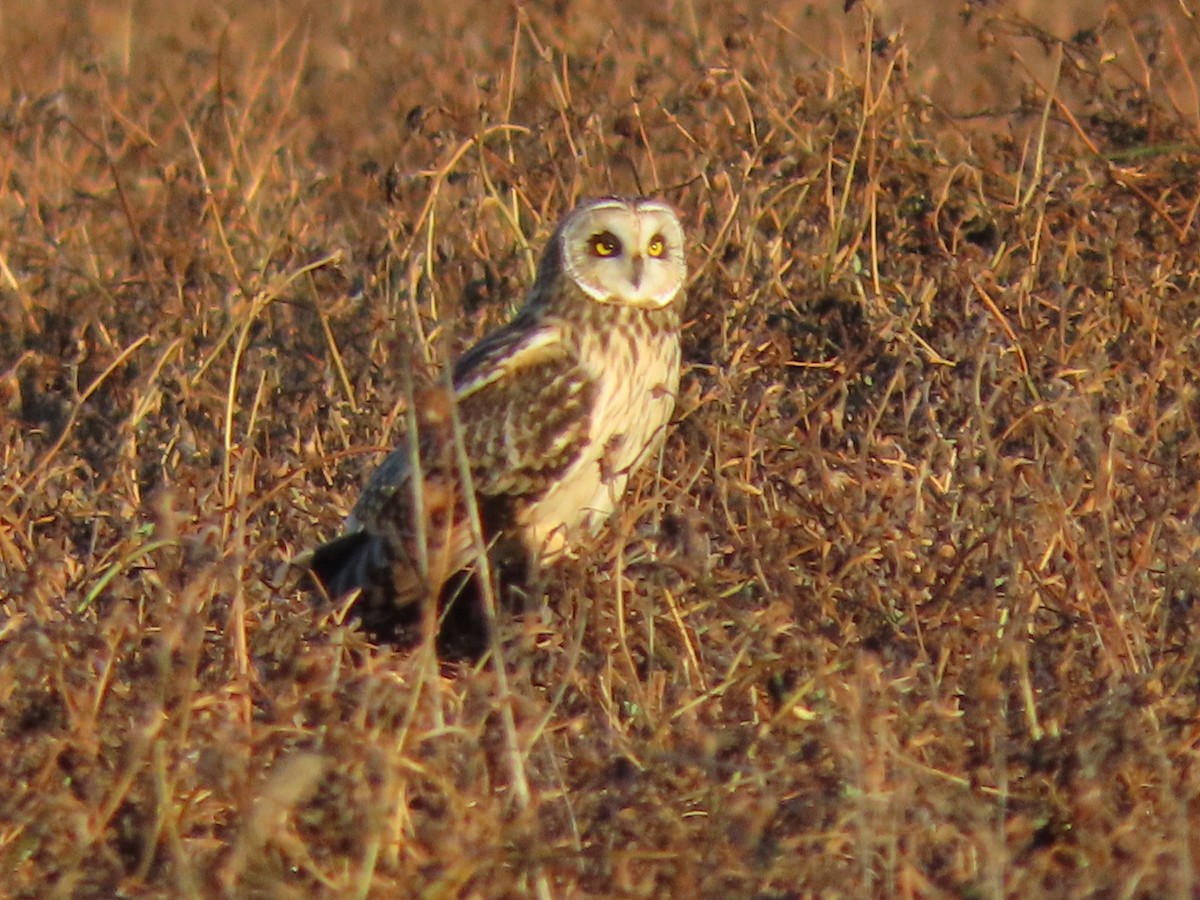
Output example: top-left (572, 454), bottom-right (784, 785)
top-left (309, 196), bottom-right (686, 617)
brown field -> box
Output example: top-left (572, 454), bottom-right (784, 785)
top-left (4, 0), bottom-right (1200, 896)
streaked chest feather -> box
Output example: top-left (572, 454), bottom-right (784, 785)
top-left (521, 312), bottom-right (680, 553)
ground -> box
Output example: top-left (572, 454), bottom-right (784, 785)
top-left (3, 1), bottom-right (1200, 896)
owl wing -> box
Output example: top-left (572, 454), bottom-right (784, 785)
top-left (344, 313), bottom-right (591, 524)
top-left (309, 314), bottom-right (594, 606)
top-left (453, 313), bottom-right (595, 498)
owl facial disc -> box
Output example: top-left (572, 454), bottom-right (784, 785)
top-left (559, 197), bottom-right (686, 309)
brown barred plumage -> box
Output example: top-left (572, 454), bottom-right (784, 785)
top-left (307, 197), bottom-right (686, 630)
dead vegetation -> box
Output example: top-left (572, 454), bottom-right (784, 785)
top-left (3, 1), bottom-right (1200, 896)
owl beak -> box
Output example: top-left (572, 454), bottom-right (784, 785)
top-left (630, 255), bottom-right (644, 289)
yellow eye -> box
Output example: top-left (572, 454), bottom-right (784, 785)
top-left (590, 232), bottom-right (621, 257)
top-left (647, 234), bottom-right (666, 258)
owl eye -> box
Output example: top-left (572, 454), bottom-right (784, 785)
top-left (647, 234), bottom-right (667, 258)
top-left (590, 232), bottom-right (622, 258)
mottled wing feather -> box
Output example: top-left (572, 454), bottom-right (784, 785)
top-left (320, 316), bottom-right (594, 604)
top-left (347, 442), bottom-right (413, 532)
top-left (452, 310), bottom-right (562, 396)
top-left (453, 317), bottom-right (595, 498)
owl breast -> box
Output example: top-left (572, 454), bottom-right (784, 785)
top-left (518, 305), bottom-right (681, 557)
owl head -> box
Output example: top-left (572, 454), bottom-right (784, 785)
top-left (549, 197), bottom-right (686, 310)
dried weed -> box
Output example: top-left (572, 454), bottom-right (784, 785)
top-left (3, 1), bottom-right (1200, 896)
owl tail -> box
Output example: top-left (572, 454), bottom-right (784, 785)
top-left (307, 530), bottom-right (379, 600)
top-left (302, 526), bottom-right (507, 657)
top-left (306, 529), bottom-right (431, 611)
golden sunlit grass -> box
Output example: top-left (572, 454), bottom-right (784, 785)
top-left (4, 0), bottom-right (1200, 895)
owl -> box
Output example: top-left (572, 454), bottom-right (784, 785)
top-left (308, 196), bottom-right (686, 628)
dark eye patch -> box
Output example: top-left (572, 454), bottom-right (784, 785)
top-left (590, 231), bottom-right (622, 258)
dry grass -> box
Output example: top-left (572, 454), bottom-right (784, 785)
top-left (4, 0), bottom-right (1200, 896)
